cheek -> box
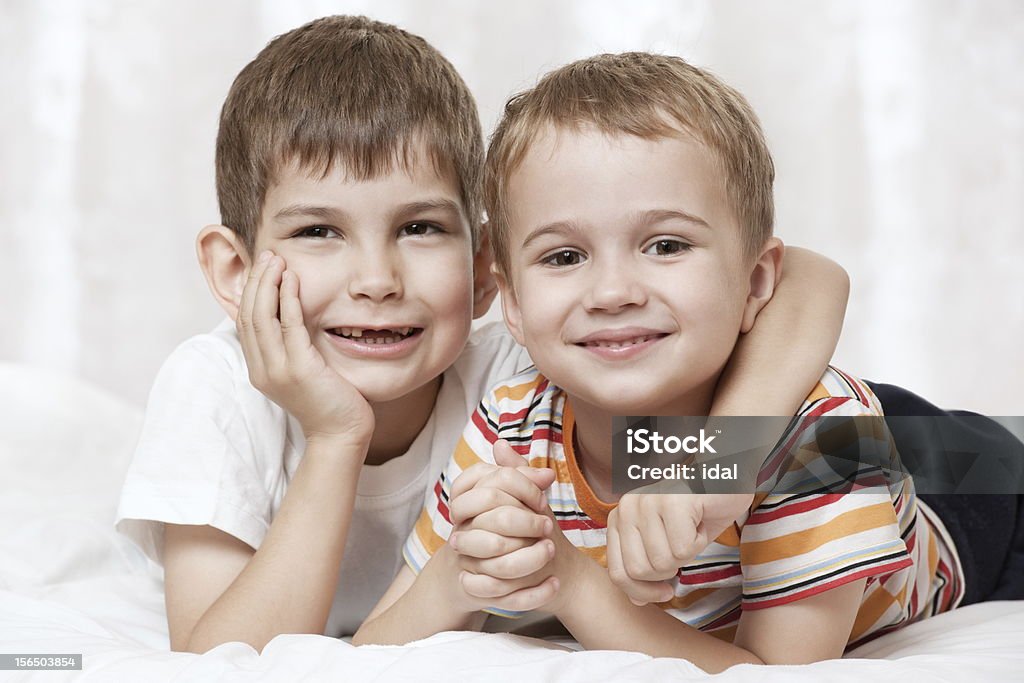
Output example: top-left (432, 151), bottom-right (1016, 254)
top-left (285, 259), bottom-right (338, 319)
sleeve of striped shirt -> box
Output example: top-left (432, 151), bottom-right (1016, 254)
top-left (403, 393), bottom-right (502, 575)
top-left (740, 397), bottom-right (914, 610)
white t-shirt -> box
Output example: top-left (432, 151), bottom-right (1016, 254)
top-left (116, 319), bottom-right (531, 636)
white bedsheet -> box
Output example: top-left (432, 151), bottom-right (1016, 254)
top-left (2, 362), bottom-right (1022, 681)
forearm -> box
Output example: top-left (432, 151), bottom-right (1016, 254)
top-left (556, 559), bottom-right (763, 672)
top-left (352, 545), bottom-right (484, 645)
top-left (184, 436), bottom-right (364, 653)
top-left (712, 246), bottom-right (849, 417)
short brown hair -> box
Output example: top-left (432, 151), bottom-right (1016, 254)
top-left (485, 52), bottom-right (774, 275)
top-left (216, 15), bottom-right (484, 251)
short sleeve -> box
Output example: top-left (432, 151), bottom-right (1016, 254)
top-left (740, 397), bottom-right (914, 610)
top-left (115, 336), bottom-right (282, 564)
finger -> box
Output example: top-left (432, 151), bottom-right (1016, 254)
top-left (450, 463), bottom-right (499, 503)
top-left (469, 505), bottom-right (552, 538)
top-left (607, 523), bottom-right (673, 605)
top-left (516, 465), bottom-right (556, 494)
top-left (627, 578), bottom-right (676, 605)
top-left (639, 515), bottom-right (683, 578)
top-left (237, 251), bottom-right (273, 377)
top-left (483, 575), bottom-right (560, 613)
top-left (460, 538), bottom-right (555, 579)
top-left (460, 562), bottom-right (554, 599)
top-left (450, 529), bottom-right (534, 559)
top-left (251, 255), bottom-right (286, 366)
top-left (449, 487), bottom-right (525, 526)
top-left (493, 439), bottom-right (526, 467)
top-left (619, 523), bottom-right (658, 582)
top-left (660, 499), bottom-right (704, 563)
top-left (279, 269), bottom-right (313, 361)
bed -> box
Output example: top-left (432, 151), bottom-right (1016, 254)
top-left (2, 362), bottom-right (1022, 681)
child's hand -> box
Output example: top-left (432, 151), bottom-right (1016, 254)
top-left (237, 251), bottom-right (374, 446)
top-left (606, 491), bottom-right (753, 605)
top-left (446, 440), bottom-right (559, 612)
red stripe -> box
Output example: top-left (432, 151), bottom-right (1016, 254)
top-left (758, 398), bottom-right (851, 486)
top-left (746, 493), bottom-right (844, 524)
top-left (557, 518), bottom-right (605, 532)
top-left (834, 367), bottom-right (870, 406)
top-left (499, 406), bottom-right (531, 423)
top-left (434, 480), bottom-right (451, 524)
top-left (743, 558), bottom-right (913, 610)
top-left (702, 610), bottom-right (741, 631)
top-left (678, 564), bottom-right (742, 584)
top-left (471, 410), bottom-right (498, 444)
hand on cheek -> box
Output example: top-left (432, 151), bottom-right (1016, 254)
top-left (236, 251), bottom-right (375, 448)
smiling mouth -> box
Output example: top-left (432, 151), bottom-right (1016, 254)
top-left (328, 327), bottom-right (421, 345)
top-left (576, 333), bottom-right (667, 349)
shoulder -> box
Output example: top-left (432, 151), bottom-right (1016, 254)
top-left (796, 366), bottom-right (884, 417)
top-left (160, 318), bottom-right (245, 378)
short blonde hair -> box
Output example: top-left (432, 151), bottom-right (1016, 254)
top-left (485, 52), bottom-right (774, 275)
top-left (217, 15), bottom-right (484, 251)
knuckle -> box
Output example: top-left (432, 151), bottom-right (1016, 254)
top-left (623, 557), bottom-right (648, 579)
top-left (649, 553), bottom-right (677, 574)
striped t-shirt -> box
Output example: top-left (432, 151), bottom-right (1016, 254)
top-left (404, 366), bottom-right (964, 649)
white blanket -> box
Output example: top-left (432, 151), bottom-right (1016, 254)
top-left (2, 363), bottom-right (1022, 681)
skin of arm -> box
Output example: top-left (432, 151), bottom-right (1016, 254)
top-left (607, 246), bottom-right (851, 603)
top-left (549, 533), bottom-right (866, 672)
top-left (165, 436), bottom-right (366, 652)
top-left (165, 253), bottom-right (375, 652)
top-left (711, 245), bottom-right (850, 417)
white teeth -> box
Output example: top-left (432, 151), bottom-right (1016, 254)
top-left (334, 327), bottom-right (415, 341)
top-left (588, 335), bottom-right (651, 348)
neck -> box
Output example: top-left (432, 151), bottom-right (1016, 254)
top-left (568, 374), bottom-right (720, 502)
top-left (364, 375), bottom-right (442, 466)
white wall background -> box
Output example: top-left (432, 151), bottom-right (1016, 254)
top-left (1, 0), bottom-right (1022, 414)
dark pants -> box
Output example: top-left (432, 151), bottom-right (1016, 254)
top-left (866, 380), bottom-right (1024, 605)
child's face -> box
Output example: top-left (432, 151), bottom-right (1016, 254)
top-left (498, 126), bottom-right (758, 416)
top-left (250, 149), bottom-right (476, 403)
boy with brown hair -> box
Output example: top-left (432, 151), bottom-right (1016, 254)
top-left (116, 18), bottom-right (853, 653)
top-left (355, 52), bottom-right (967, 671)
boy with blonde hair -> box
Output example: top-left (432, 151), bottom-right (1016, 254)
top-left (117, 19), bottom-right (855, 653)
top-left (356, 53), bottom-right (968, 671)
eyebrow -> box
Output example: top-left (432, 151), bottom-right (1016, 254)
top-left (520, 208), bottom-right (711, 249)
top-left (520, 221), bottom-right (587, 250)
top-left (272, 198), bottom-right (464, 223)
top-left (273, 204), bottom-right (339, 222)
top-left (632, 208), bottom-right (712, 230)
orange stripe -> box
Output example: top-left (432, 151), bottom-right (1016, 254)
top-left (849, 582), bottom-right (905, 642)
top-left (493, 376), bottom-right (545, 402)
top-left (414, 509), bottom-right (447, 556)
top-left (561, 400), bottom-right (615, 526)
top-left (454, 436), bottom-right (484, 470)
top-left (741, 501), bottom-right (896, 565)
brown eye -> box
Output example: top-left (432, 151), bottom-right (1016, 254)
top-left (644, 239), bottom-right (691, 256)
top-left (543, 249), bottom-right (585, 267)
top-left (401, 222), bottom-right (442, 237)
top-left (298, 226), bottom-right (335, 239)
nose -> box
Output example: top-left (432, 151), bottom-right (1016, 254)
top-left (582, 257), bottom-right (647, 313)
top-left (347, 244), bottom-right (403, 302)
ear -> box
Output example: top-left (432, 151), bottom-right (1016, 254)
top-left (196, 224), bottom-right (251, 321)
top-left (739, 237), bottom-right (785, 334)
top-left (472, 232), bottom-right (499, 319)
top-left (491, 263), bottom-right (526, 347)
